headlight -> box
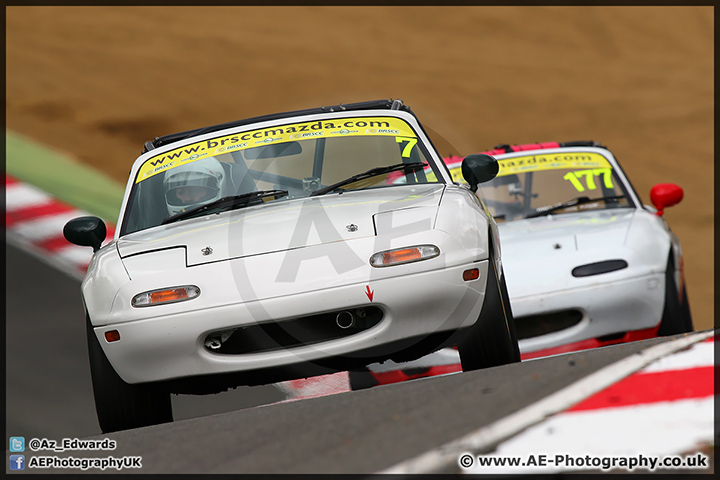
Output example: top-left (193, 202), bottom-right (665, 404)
top-left (131, 285), bottom-right (201, 307)
top-left (369, 245), bottom-right (440, 267)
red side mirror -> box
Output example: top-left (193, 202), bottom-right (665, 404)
top-left (650, 183), bottom-right (683, 216)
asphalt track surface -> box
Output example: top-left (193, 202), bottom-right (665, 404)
top-left (7, 242), bottom-right (700, 474)
top-left (5, 244), bottom-right (284, 440)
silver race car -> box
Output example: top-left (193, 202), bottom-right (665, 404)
top-left (477, 141), bottom-right (692, 357)
top-left (351, 141), bottom-right (691, 389)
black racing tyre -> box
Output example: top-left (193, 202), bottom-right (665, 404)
top-left (679, 284), bottom-right (693, 331)
top-left (657, 253), bottom-right (694, 336)
top-left (457, 254), bottom-right (521, 372)
top-left (498, 265), bottom-right (521, 361)
top-left (86, 314), bottom-right (173, 433)
top-left (348, 368), bottom-right (379, 391)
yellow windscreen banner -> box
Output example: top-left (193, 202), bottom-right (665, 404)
top-left (495, 152), bottom-right (611, 176)
top-left (442, 152), bottom-right (612, 184)
top-left (135, 116), bottom-right (416, 183)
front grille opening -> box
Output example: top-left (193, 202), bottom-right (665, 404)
top-left (515, 309), bottom-right (583, 340)
top-left (205, 306), bottom-right (383, 354)
top-left (572, 259), bottom-right (628, 277)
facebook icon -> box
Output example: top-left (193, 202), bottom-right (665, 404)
top-left (9, 454), bottom-right (25, 470)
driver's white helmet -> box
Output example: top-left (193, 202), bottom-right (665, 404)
top-left (164, 156), bottom-right (225, 216)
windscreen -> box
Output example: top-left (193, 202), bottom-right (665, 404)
top-left (432, 151), bottom-right (634, 223)
top-left (121, 116), bottom-right (441, 235)
top-left (476, 151), bottom-right (634, 222)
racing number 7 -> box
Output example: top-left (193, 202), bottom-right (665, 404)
top-left (396, 136), bottom-right (418, 158)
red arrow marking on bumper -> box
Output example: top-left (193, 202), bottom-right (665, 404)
top-left (365, 285), bottom-right (374, 302)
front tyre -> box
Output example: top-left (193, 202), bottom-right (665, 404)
top-left (499, 264), bottom-right (521, 361)
top-left (457, 255), bottom-right (521, 371)
top-left (348, 367), bottom-right (379, 391)
top-left (86, 314), bottom-right (173, 433)
top-left (657, 253), bottom-right (694, 336)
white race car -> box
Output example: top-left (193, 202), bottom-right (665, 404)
top-left (480, 142), bottom-right (692, 354)
top-left (350, 141), bottom-right (692, 389)
top-left (63, 99), bottom-right (520, 432)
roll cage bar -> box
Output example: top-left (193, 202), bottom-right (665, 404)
top-left (480, 140), bottom-right (607, 156)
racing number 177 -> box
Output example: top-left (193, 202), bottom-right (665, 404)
top-left (563, 168), bottom-right (613, 192)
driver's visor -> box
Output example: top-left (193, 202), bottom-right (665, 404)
top-left (165, 174), bottom-right (220, 206)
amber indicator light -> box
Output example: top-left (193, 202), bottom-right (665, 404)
top-left (463, 268), bottom-right (480, 281)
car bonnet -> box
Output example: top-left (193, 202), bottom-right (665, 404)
top-left (115, 184), bottom-right (444, 268)
top-left (498, 209), bottom-right (638, 295)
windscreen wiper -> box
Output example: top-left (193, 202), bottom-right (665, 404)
top-left (309, 162), bottom-right (427, 197)
top-left (524, 195), bottom-right (626, 219)
top-left (161, 190), bottom-right (288, 225)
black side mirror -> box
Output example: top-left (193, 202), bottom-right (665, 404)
top-left (461, 154), bottom-right (499, 192)
top-left (63, 216), bottom-right (107, 252)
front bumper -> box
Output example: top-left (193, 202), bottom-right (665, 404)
top-left (513, 272), bottom-right (665, 354)
top-left (95, 261), bottom-right (489, 384)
